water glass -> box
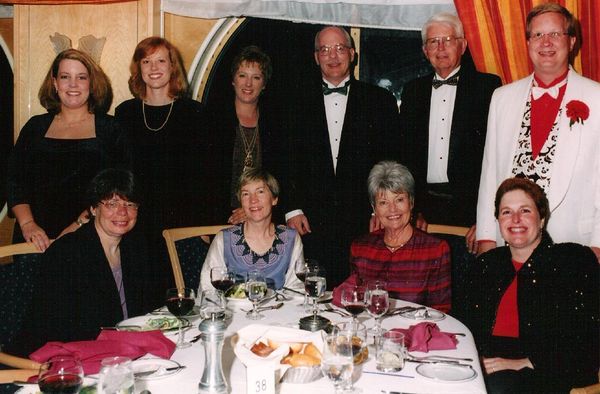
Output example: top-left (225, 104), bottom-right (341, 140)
top-left (376, 331), bottom-right (406, 372)
top-left (321, 333), bottom-right (355, 393)
top-left (98, 356), bottom-right (134, 394)
top-left (245, 270), bottom-right (267, 320)
top-left (38, 356), bottom-right (83, 394)
top-left (199, 289), bottom-right (227, 319)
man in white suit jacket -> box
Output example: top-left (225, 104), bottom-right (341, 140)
top-left (476, 4), bottom-right (600, 261)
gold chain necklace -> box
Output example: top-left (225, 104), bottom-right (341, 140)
top-left (142, 100), bottom-right (174, 132)
top-left (239, 123), bottom-right (259, 170)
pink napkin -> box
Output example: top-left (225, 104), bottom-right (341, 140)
top-left (29, 330), bottom-right (176, 375)
top-left (391, 322), bottom-right (458, 352)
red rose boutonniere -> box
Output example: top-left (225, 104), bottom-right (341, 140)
top-left (566, 100), bottom-right (590, 129)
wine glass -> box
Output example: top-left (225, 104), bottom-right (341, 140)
top-left (210, 267), bottom-right (235, 292)
top-left (38, 356), bottom-right (83, 394)
top-left (321, 332), bottom-right (356, 393)
top-left (294, 258), bottom-right (318, 309)
top-left (305, 266), bottom-right (326, 319)
top-left (366, 283), bottom-right (389, 337)
top-left (245, 270), bottom-right (267, 320)
top-left (165, 287), bottom-right (195, 348)
top-left (341, 285), bottom-right (366, 323)
top-left (199, 289), bottom-right (227, 320)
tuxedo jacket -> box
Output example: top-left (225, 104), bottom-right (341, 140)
top-left (477, 69), bottom-right (600, 248)
top-left (400, 66), bottom-right (501, 226)
top-left (287, 77), bottom-right (400, 285)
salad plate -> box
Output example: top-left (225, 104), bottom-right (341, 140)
top-left (400, 308), bottom-right (446, 322)
top-left (116, 315), bottom-right (191, 333)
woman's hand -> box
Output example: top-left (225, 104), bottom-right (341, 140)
top-left (483, 356), bottom-right (533, 374)
top-left (20, 221), bottom-right (51, 251)
top-left (228, 207), bottom-right (247, 225)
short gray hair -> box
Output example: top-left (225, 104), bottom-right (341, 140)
top-left (367, 161), bottom-right (415, 206)
top-left (314, 26), bottom-right (353, 51)
top-left (421, 12), bottom-right (465, 44)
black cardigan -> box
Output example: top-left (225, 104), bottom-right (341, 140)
top-left (463, 232), bottom-right (599, 392)
top-left (7, 223), bottom-right (154, 356)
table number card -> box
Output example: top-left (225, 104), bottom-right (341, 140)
top-left (246, 364), bottom-right (279, 394)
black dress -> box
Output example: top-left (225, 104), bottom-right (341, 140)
top-left (5, 223), bottom-right (151, 357)
top-left (1, 112), bottom-right (127, 348)
top-left (114, 98), bottom-right (208, 294)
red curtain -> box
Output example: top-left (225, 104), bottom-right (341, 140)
top-left (454, 0), bottom-right (599, 83)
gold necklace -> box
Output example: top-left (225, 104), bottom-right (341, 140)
top-left (239, 123), bottom-right (259, 170)
top-left (142, 100), bottom-right (174, 132)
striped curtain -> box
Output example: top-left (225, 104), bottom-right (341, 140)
top-left (454, 0), bottom-right (599, 83)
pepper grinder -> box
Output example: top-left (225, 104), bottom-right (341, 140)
top-left (198, 314), bottom-right (228, 394)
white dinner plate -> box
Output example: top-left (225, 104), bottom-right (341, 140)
top-left (131, 358), bottom-right (183, 380)
top-left (227, 288), bottom-right (275, 308)
top-left (400, 308), bottom-right (446, 322)
top-left (416, 363), bottom-right (477, 382)
top-left (150, 305), bottom-right (201, 319)
top-left (116, 315), bottom-right (191, 333)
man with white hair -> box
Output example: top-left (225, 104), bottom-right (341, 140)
top-left (400, 12), bottom-right (501, 241)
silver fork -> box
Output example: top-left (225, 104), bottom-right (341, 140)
top-left (321, 303), bottom-right (351, 317)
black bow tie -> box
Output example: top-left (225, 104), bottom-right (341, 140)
top-left (432, 74), bottom-right (459, 89)
top-left (322, 81), bottom-right (350, 95)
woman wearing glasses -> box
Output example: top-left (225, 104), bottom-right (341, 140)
top-left (6, 169), bottom-right (152, 356)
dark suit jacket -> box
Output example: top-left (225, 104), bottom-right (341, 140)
top-left (8, 223), bottom-right (154, 356)
top-left (287, 77), bottom-right (400, 286)
top-left (400, 66), bottom-right (501, 226)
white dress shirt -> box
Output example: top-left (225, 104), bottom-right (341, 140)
top-left (323, 76), bottom-right (350, 174)
top-left (427, 67), bottom-right (460, 184)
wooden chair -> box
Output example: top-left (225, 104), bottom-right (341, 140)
top-left (162, 225), bottom-right (231, 291)
top-left (427, 224), bottom-right (469, 237)
top-left (0, 241), bottom-right (43, 264)
top-left (426, 223), bottom-right (471, 320)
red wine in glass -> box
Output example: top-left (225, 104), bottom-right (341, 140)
top-left (296, 271), bottom-right (307, 283)
top-left (345, 303), bottom-right (366, 317)
top-left (166, 296), bottom-right (194, 316)
top-left (39, 374), bottom-right (83, 394)
top-left (211, 278), bottom-right (234, 292)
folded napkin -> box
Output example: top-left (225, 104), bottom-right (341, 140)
top-left (391, 322), bottom-right (457, 353)
top-left (29, 330), bottom-right (175, 375)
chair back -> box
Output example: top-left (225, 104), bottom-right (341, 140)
top-left (0, 242), bottom-right (43, 261)
top-left (427, 224), bottom-right (469, 237)
top-left (162, 225), bottom-right (231, 291)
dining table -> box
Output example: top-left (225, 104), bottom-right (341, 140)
top-left (16, 294), bottom-right (487, 394)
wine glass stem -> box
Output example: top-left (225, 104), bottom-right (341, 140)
top-left (312, 298), bottom-right (318, 318)
top-left (177, 318), bottom-right (185, 347)
top-left (252, 301), bottom-right (258, 318)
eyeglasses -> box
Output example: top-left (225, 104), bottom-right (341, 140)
top-left (529, 31), bottom-right (569, 42)
top-left (424, 36), bottom-right (462, 50)
top-left (99, 200), bottom-right (139, 211)
top-left (316, 43), bottom-right (350, 56)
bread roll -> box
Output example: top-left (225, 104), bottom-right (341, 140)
top-left (289, 342), bottom-right (304, 354)
top-left (303, 343), bottom-right (322, 361)
top-left (267, 339), bottom-right (281, 349)
top-left (288, 353), bottom-right (320, 367)
top-left (251, 342), bottom-right (275, 357)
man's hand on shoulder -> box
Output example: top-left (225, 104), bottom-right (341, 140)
top-left (287, 214), bottom-right (312, 236)
top-left (477, 240), bottom-right (497, 256)
top-left (591, 246), bottom-right (600, 264)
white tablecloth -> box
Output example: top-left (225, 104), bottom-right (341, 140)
top-left (18, 299), bottom-right (487, 394)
